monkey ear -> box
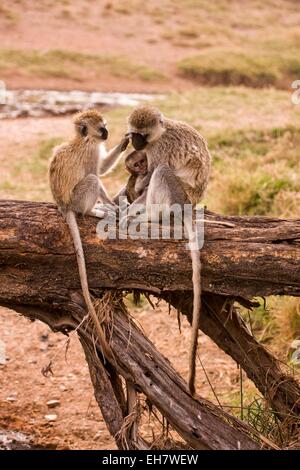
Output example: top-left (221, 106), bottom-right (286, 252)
top-left (79, 123), bottom-right (88, 137)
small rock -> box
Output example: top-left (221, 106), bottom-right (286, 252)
top-left (6, 396), bottom-right (17, 403)
top-left (0, 340), bottom-right (6, 365)
top-left (93, 431), bottom-right (103, 440)
top-left (28, 359), bottom-right (37, 364)
top-left (46, 399), bottom-right (60, 409)
top-left (44, 414), bottom-right (57, 422)
top-left (40, 333), bottom-right (49, 342)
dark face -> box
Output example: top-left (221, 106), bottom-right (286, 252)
top-left (133, 155), bottom-right (148, 175)
top-left (99, 126), bottom-right (108, 140)
top-left (79, 121), bottom-right (108, 140)
top-left (131, 132), bottom-right (148, 151)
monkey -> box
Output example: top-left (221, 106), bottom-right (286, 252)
top-left (113, 150), bottom-right (150, 205)
top-left (125, 151), bottom-right (150, 202)
top-left (125, 105), bottom-right (212, 396)
top-left (49, 109), bottom-right (129, 360)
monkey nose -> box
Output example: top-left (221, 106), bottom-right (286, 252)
top-left (100, 128), bottom-right (108, 140)
top-left (132, 133), bottom-right (147, 150)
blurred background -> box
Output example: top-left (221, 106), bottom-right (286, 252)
top-left (0, 0), bottom-right (299, 450)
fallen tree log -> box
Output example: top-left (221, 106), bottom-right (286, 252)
top-left (163, 292), bottom-right (300, 420)
top-left (5, 291), bottom-right (264, 450)
top-left (0, 200), bottom-right (299, 447)
top-left (0, 201), bottom-right (299, 300)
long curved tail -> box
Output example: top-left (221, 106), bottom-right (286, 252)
top-left (65, 210), bottom-right (111, 359)
top-left (185, 218), bottom-right (201, 396)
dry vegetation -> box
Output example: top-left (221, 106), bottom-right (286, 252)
top-left (1, 0), bottom-right (300, 91)
top-left (0, 0), bottom-right (299, 450)
top-left (0, 49), bottom-right (164, 83)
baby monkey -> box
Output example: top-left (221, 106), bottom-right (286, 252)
top-left (113, 150), bottom-right (151, 205)
top-left (125, 151), bottom-right (150, 203)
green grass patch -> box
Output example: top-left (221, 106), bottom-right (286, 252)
top-left (206, 126), bottom-right (300, 217)
top-left (177, 48), bottom-right (300, 88)
top-left (0, 48), bottom-right (164, 82)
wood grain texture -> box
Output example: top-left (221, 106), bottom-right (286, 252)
top-left (0, 200), bottom-right (299, 444)
top-left (0, 201), bottom-right (299, 303)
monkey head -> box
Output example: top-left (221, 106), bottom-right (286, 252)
top-left (127, 106), bottom-right (165, 151)
top-left (125, 151), bottom-right (148, 176)
top-left (73, 109), bottom-right (108, 141)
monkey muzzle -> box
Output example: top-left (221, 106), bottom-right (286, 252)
top-left (131, 132), bottom-right (148, 151)
top-left (100, 127), bottom-right (108, 140)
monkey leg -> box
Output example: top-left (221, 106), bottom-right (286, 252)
top-left (70, 174), bottom-right (100, 215)
top-left (146, 164), bottom-right (189, 207)
top-left (112, 186), bottom-right (128, 205)
top-left (123, 164), bottom-right (189, 224)
top-left (70, 174), bottom-right (114, 217)
top-left (145, 164), bottom-right (190, 222)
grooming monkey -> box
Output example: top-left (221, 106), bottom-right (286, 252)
top-left (49, 109), bottom-right (129, 359)
top-left (126, 105), bottom-right (211, 396)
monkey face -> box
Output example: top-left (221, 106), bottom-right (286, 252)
top-left (99, 126), bottom-right (108, 140)
top-left (128, 106), bottom-right (165, 149)
top-left (131, 132), bottom-right (148, 151)
top-left (133, 155), bottom-right (148, 175)
top-left (125, 151), bottom-right (148, 175)
top-left (74, 111), bottom-right (108, 141)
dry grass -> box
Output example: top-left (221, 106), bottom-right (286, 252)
top-left (0, 48), bottom-right (164, 83)
top-left (206, 126), bottom-right (300, 217)
top-left (0, 3), bottom-right (19, 23)
top-left (177, 45), bottom-right (300, 88)
top-left (2, 1), bottom-right (300, 90)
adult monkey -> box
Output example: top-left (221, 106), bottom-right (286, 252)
top-left (49, 109), bottom-right (129, 361)
top-left (126, 105), bottom-right (212, 395)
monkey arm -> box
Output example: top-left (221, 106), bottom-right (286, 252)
top-left (134, 172), bottom-right (152, 195)
top-left (99, 137), bottom-right (129, 176)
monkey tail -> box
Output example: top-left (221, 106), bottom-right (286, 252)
top-left (65, 210), bottom-right (111, 360)
top-left (185, 218), bottom-right (201, 396)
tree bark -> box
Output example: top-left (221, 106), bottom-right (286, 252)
top-left (6, 292), bottom-right (264, 450)
top-left (0, 201), bottom-right (299, 301)
top-left (163, 292), bottom-right (300, 420)
top-left (0, 200), bottom-right (299, 444)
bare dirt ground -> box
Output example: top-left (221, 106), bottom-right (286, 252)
top-left (2, 0), bottom-right (299, 93)
top-left (0, 302), bottom-right (239, 450)
top-left (0, 0), bottom-right (201, 93)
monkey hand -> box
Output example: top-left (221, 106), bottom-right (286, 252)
top-left (94, 202), bottom-right (119, 215)
top-left (119, 135), bottom-right (130, 152)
